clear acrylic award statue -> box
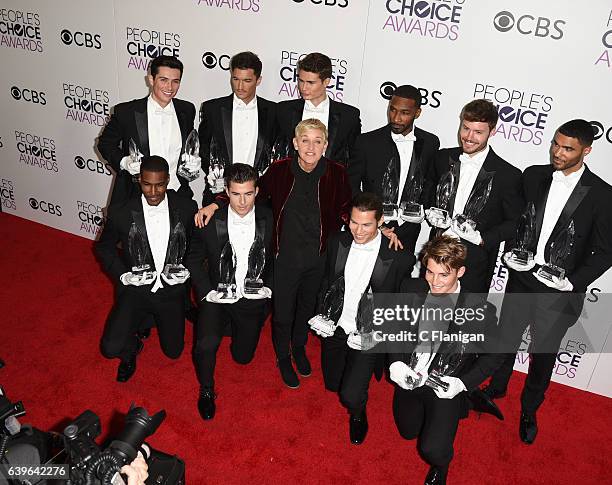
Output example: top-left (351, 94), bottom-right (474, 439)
top-left (347, 288), bottom-right (376, 351)
top-left (400, 166), bottom-right (424, 223)
top-left (177, 129), bottom-right (200, 181)
top-left (217, 240), bottom-right (237, 299)
top-left (308, 276), bottom-right (345, 337)
top-left (425, 340), bottom-right (468, 392)
top-left (129, 138), bottom-right (143, 182)
top-left (382, 158), bottom-right (400, 220)
top-left (536, 219), bottom-right (575, 282)
top-left (453, 171), bottom-right (494, 232)
top-left (163, 221), bottom-right (188, 279)
top-left (244, 237), bottom-right (266, 294)
top-left (128, 222), bottom-right (154, 280)
top-left (208, 137), bottom-right (226, 193)
top-left (405, 339), bottom-right (436, 390)
top-left (509, 202), bottom-right (536, 267)
top-left (428, 167), bottom-right (456, 229)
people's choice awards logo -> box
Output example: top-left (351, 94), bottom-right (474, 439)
top-left (15, 131), bottom-right (58, 173)
top-left (63, 83), bottom-right (110, 127)
top-left (0, 8), bottom-right (43, 52)
top-left (126, 27), bottom-right (180, 71)
top-left (383, 0), bottom-right (465, 42)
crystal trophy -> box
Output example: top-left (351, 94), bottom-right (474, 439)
top-left (208, 137), bottom-right (226, 193)
top-left (163, 221), bottom-right (188, 279)
top-left (382, 158), bottom-right (400, 220)
top-left (244, 237), bottom-right (266, 294)
top-left (308, 276), bottom-right (345, 337)
top-left (509, 202), bottom-right (536, 267)
top-left (129, 138), bottom-right (143, 182)
top-left (128, 222), bottom-right (154, 280)
top-left (177, 129), bottom-right (200, 181)
top-left (400, 166), bottom-right (424, 222)
top-left (217, 241), bottom-right (237, 299)
top-left (404, 340), bottom-right (436, 390)
top-left (347, 288), bottom-right (376, 351)
top-left (453, 171), bottom-right (494, 232)
top-left (425, 340), bottom-right (468, 392)
top-left (536, 219), bottom-right (575, 282)
top-left (428, 164), bottom-right (456, 229)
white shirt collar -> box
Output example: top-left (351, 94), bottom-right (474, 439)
top-left (304, 96), bottom-right (330, 112)
top-left (148, 95), bottom-right (175, 114)
top-left (391, 130), bottom-right (416, 143)
top-left (459, 144), bottom-right (489, 166)
top-left (233, 94), bottom-right (257, 110)
top-left (552, 164), bottom-right (585, 184)
top-left (351, 230), bottom-right (382, 252)
top-left (228, 205), bottom-right (255, 224)
top-left (141, 194), bottom-right (168, 213)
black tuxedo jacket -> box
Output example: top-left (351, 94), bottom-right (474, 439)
top-left (348, 124), bottom-right (440, 251)
top-left (95, 191), bottom-right (198, 292)
top-left (319, 231), bottom-right (415, 308)
top-left (97, 96), bottom-right (197, 205)
top-left (185, 204), bottom-right (274, 302)
top-left (198, 95), bottom-right (277, 203)
top-left (275, 98), bottom-right (361, 165)
top-left (510, 164), bottom-right (612, 293)
top-left (389, 278), bottom-right (499, 392)
top-left (428, 147), bottom-right (524, 291)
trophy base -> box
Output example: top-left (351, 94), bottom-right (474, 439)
top-left (216, 283), bottom-right (237, 300)
top-left (536, 264), bottom-right (566, 282)
top-left (428, 208), bottom-right (451, 228)
top-left (509, 249), bottom-right (534, 267)
top-left (383, 204), bottom-right (399, 220)
top-left (425, 372), bottom-right (450, 392)
top-left (243, 279), bottom-right (264, 295)
top-left (163, 264), bottom-right (188, 279)
top-left (132, 264), bottom-right (152, 276)
top-left (399, 203), bottom-right (423, 221)
top-left (454, 214), bottom-right (477, 232)
top-left (212, 180), bottom-right (225, 193)
top-left (177, 166), bottom-right (200, 182)
top-left (308, 315), bottom-right (337, 337)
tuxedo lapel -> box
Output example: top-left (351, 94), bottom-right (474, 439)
top-left (134, 101), bottom-right (150, 156)
top-left (175, 104), bottom-right (190, 147)
top-left (399, 136), bottom-right (425, 202)
top-left (446, 151), bottom-right (461, 214)
top-left (534, 169), bottom-right (553, 247)
top-left (163, 196), bottom-right (181, 264)
top-left (327, 102), bottom-right (341, 158)
top-left (255, 210), bottom-right (266, 246)
top-left (215, 207), bottom-right (230, 254)
top-left (370, 244), bottom-right (393, 290)
top-left (254, 98), bottom-right (267, 168)
top-left (334, 235), bottom-right (351, 277)
top-left (220, 102), bottom-right (233, 162)
top-left (548, 171), bottom-right (592, 246)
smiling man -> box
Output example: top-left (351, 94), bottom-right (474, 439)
top-left (98, 55), bottom-right (198, 205)
top-left (198, 52), bottom-right (277, 205)
top-left (426, 99), bottom-right (524, 292)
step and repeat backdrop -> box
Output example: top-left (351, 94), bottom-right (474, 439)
top-left (1, 0), bottom-right (611, 397)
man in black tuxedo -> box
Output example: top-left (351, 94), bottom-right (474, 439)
top-left (95, 156), bottom-right (197, 382)
top-left (275, 52), bottom-right (360, 165)
top-left (425, 99), bottom-right (524, 292)
top-left (98, 55), bottom-right (199, 206)
top-left (198, 51), bottom-right (277, 206)
top-left (186, 163), bottom-right (273, 421)
top-left (348, 84), bottom-right (440, 253)
top-left (314, 193), bottom-right (414, 445)
top-left (388, 236), bottom-right (499, 485)
top-left (483, 119), bottom-right (612, 444)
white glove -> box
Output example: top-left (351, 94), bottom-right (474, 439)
top-left (433, 375), bottom-right (467, 399)
top-left (242, 286), bottom-right (272, 300)
top-left (308, 314), bottom-right (337, 337)
top-left (181, 153), bottom-right (202, 172)
top-left (346, 331), bottom-right (375, 351)
top-left (533, 271), bottom-right (574, 292)
top-left (451, 219), bottom-right (482, 246)
top-left (425, 208), bottom-right (452, 229)
top-left (204, 289), bottom-right (239, 304)
top-left (390, 361), bottom-right (422, 390)
top-left (120, 155), bottom-right (141, 175)
top-left (120, 271), bottom-right (156, 286)
top-left (207, 167), bottom-right (225, 194)
top-left (161, 268), bottom-right (190, 286)
top-left (503, 251), bottom-right (536, 272)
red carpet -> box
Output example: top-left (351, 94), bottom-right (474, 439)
top-left (1, 212), bottom-right (610, 484)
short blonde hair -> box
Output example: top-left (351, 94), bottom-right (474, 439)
top-left (295, 118), bottom-right (328, 142)
top-left (421, 235), bottom-right (467, 271)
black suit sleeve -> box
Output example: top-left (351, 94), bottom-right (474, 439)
top-left (97, 105), bottom-right (127, 173)
top-left (347, 133), bottom-right (367, 196)
top-left (185, 226), bottom-right (213, 302)
top-left (94, 209), bottom-right (129, 283)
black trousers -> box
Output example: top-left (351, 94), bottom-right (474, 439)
top-left (101, 285), bottom-right (186, 361)
top-left (272, 254), bottom-right (325, 359)
top-left (193, 298), bottom-right (267, 388)
top-left (393, 385), bottom-right (461, 467)
top-left (488, 272), bottom-right (584, 414)
top-left (321, 327), bottom-right (379, 416)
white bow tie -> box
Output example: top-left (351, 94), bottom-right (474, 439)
top-left (392, 133), bottom-right (416, 143)
top-left (154, 107), bottom-right (174, 117)
top-left (352, 243), bottom-right (376, 252)
top-left (305, 104), bottom-right (326, 114)
top-left (459, 153), bottom-right (481, 167)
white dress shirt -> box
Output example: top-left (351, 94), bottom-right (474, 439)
top-left (141, 194), bottom-right (170, 293)
top-left (302, 96), bottom-right (330, 128)
top-left (147, 96), bottom-right (182, 191)
top-left (227, 206), bottom-right (256, 296)
top-left (535, 165), bottom-right (585, 265)
top-left (443, 145), bottom-right (489, 238)
top-left (232, 95), bottom-right (258, 166)
top-left (337, 231), bottom-right (382, 334)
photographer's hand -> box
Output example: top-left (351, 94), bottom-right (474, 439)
top-left (120, 453), bottom-right (148, 485)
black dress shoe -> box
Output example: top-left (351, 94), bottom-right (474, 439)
top-left (468, 389), bottom-right (504, 420)
top-left (349, 413), bottom-right (368, 445)
top-left (116, 337), bottom-right (144, 382)
top-left (482, 384), bottom-right (506, 399)
top-left (292, 346), bottom-right (311, 377)
top-left (136, 328), bottom-right (151, 340)
top-left (277, 357), bottom-right (300, 388)
top-left (424, 465), bottom-right (448, 485)
top-left (198, 387), bottom-right (216, 420)
top-left (519, 412), bottom-right (538, 444)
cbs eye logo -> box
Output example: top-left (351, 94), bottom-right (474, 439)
top-left (493, 11), bottom-right (514, 32)
top-left (60, 29), bottom-right (102, 49)
top-left (201, 51), bottom-right (230, 71)
top-left (292, 0), bottom-right (348, 7)
top-left (11, 86), bottom-right (47, 105)
top-left (29, 197), bottom-right (62, 216)
top-left (590, 121), bottom-right (612, 144)
top-left (379, 81), bottom-right (441, 109)
top-left (74, 155), bottom-right (112, 175)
